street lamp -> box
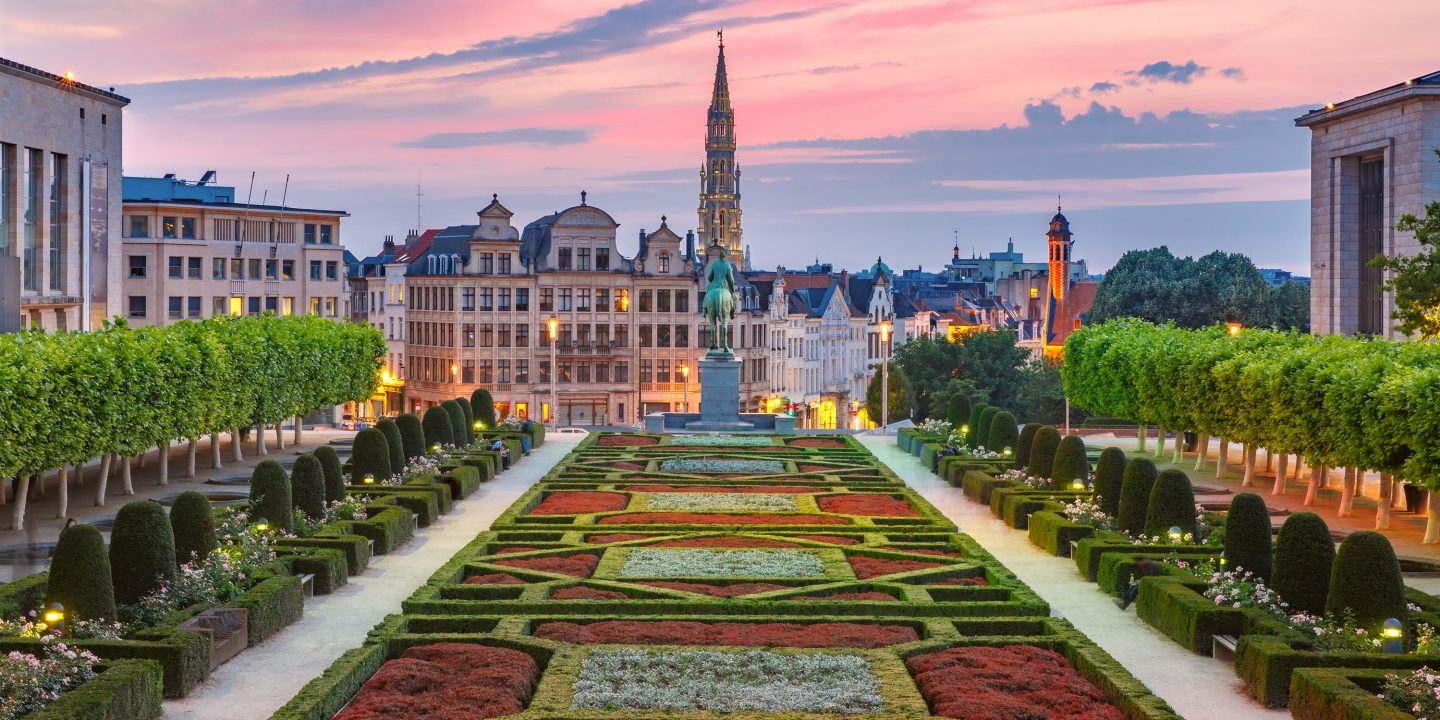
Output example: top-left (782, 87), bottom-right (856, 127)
top-left (680, 363), bottom-right (690, 413)
top-left (1227, 321), bottom-right (1243, 336)
top-left (879, 320), bottom-right (892, 435)
top-left (451, 362), bottom-right (459, 399)
top-left (548, 316), bottom-right (559, 428)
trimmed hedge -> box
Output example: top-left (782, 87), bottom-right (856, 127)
top-left (471, 388), bottom-right (497, 429)
top-left (1028, 508), bottom-right (1096, 557)
top-left (1223, 492), bottom-right (1273, 580)
top-left (1093, 447), bottom-right (1127, 517)
top-left (422, 406), bottom-right (454, 448)
top-left (1326, 531), bottom-right (1407, 631)
top-left (396, 413), bottom-right (426, 461)
top-left (249, 460), bottom-right (294, 533)
top-left (1116, 458), bottom-right (1158, 537)
top-left (968, 402), bottom-right (989, 446)
top-left (374, 419), bottom-right (405, 476)
top-left (26, 658), bottom-right (163, 720)
top-left (1143, 469), bottom-right (1196, 537)
top-left (962, 470), bottom-right (1018, 504)
top-left (456, 398), bottom-right (476, 444)
top-left (1235, 633), bottom-right (1440, 708)
top-left (230, 574), bottom-right (305, 646)
top-left (976, 406), bottom-right (1000, 450)
top-left (109, 501), bottom-right (177, 605)
top-left (169, 491), bottom-right (217, 566)
top-left (47, 523), bottom-right (117, 622)
top-left (442, 400), bottom-right (468, 447)
top-left (1015, 422), bottom-right (1042, 470)
top-left (987, 411), bottom-right (1019, 456)
top-left (1272, 512), bottom-right (1335, 615)
top-left (1051, 435), bottom-right (1089, 490)
top-left (291, 454), bottom-right (327, 520)
top-left (1290, 667), bottom-right (1417, 720)
top-left (1027, 426), bottom-right (1061, 479)
top-left (269, 641), bottom-right (388, 720)
top-left (313, 445), bottom-right (345, 503)
top-left (946, 394), bottom-right (971, 428)
top-left (349, 428), bottom-right (391, 485)
top-left (1135, 576), bottom-right (1250, 654)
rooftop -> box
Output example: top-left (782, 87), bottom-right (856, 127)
top-left (123, 173), bottom-right (348, 217)
top-left (1295, 70), bottom-right (1440, 126)
top-left (0, 56), bottom-right (130, 106)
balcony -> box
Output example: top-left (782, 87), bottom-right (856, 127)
top-left (553, 340), bottom-right (628, 356)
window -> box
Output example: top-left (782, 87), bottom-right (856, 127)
top-left (559, 289), bottom-right (572, 311)
top-left (166, 256), bottom-right (182, 279)
top-left (479, 288), bottom-right (493, 311)
top-left (230, 296), bottom-right (245, 316)
top-left (248, 258), bottom-right (262, 279)
top-left (614, 289), bottom-right (629, 312)
top-left (462, 323), bottom-right (475, 347)
top-left (213, 297), bottom-right (226, 316)
top-left (310, 297), bottom-right (320, 315)
top-left (479, 253), bottom-right (494, 274)
top-left (538, 360), bottom-right (550, 383)
top-left (478, 360), bottom-right (493, 384)
top-left (596, 248), bottom-right (610, 270)
top-left (461, 360), bottom-right (475, 384)
top-left (478, 323), bottom-right (494, 347)
top-left (498, 254), bottom-right (511, 275)
top-left (129, 215), bottom-right (149, 238)
top-left (539, 288), bottom-right (554, 311)
top-left (461, 287), bottom-right (475, 311)
top-left (129, 256), bottom-right (147, 278)
top-left (282, 260), bottom-right (294, 280)
top-left (577, 248), bottom-right (591, 270)
top-left (616, 361), bottom-right (630, 382)
top-left (168, 296), bottom-right (182, 319)
top-left (658, 324), bottom-right (671, 348)
top-left (576, 362), bottom-right (590, 383)
top-left (614, 324), bottom-right (629, 347)
top-left (557, 248), bottom-right (572, 270)
top-left (658, 252), bottom-right (670, 273)
top-left (499, 288), bottom-right (511, 311)
top-left (181, 218), bottom-right (197, 239)
top-left (675, 325), bottom-right (689, 348)
top-left (319, 225), bottom-right (333, 244)
top-left (657, 289), bottom-right (671, 312)
top-left (325, 297), bottom-right (336, 317)
top-left (595, 362), bottom-right (609, 382)
top-left (639, 290), bottom-right (652, 312)
top-left (596, 324), bottom-right (610, 345)
top-left (265, 296), bottom-right (278, 314)
top-left (248, 296), bottom-right (262, 316)
top-left (231, 258), bottom-right (244, 279)
top-left (639, 325), bottom-right (652, 347)
top-left (498, 359), bottom-right (511, 384)
top-left (640, 359), bottom-right (652, 383)
top-left (559, 323), bottom-right (572, 347)
top-left (675, 290), bottom-right (689, 312)
top-left (128, 296), bottom-right (146, 318)
top-left (577, 288), bottom-right (591, 311)
top-left (498, 324), bottom-right (511, 347)
top-left (515, 323), bottom-right (529, 347)
top-left (596, 289), bottom-right (609, 311)
top-left (559, 362), bottom-right (573, 383)
top-left (304, 224), bottom-right (316, 244)
top-left (515, 360), bottom-right (529, 384)
top-left (187, 257), bottom-right (201, 279)
top-left (326, 262), bottom-right (338, 281)
top-left (657, 359), bottom-right (671, 383)
top-left (516, 288), bottom-right (529, 311)
top-left (162, 217), bottom-right (178, 239)
top-left (182, 296), bottom-right (200, 318)
top-left (212, 258), bottom-right (225, 279)
top-left (264, 259), bottom-right (277, 280)
top-left (310, 260), bottom-right (322, 280)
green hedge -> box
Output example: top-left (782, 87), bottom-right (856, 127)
top-left (962, 470), bottom-right (1017, 504)
top-left (110, 501), bottom-right (177, 605)
top-left (47, 523), bottom-right (116, 622)
top-left (26, 659), bottom-right (163, 720)
top-left (0, 571), bottom-right (48, 617)
top-left (1027, 508), bottom-right (1096, 556)
top-left (277, 547), bottom-right (349, 594)
top-left (1290, 667), bottom-right (1416, 720)
top-left (276, 534), bottom-right (369, 576)
top-left (1273, 512), bottom-right (1336, 615)
top-left (1327, 531), bottom-right (1408, 631)
top-left (269, 640), bottom-right (388, 720)
top-left (1235, 634), bottom-right (1440, 708)
top-left (342, 505), bottom-right (415, 554)
top-left (1027, 426), bottom-right (1061, 478)
top-left (228, 574), bottom-right (305, 646)
top-left (1135, 576), bottom-right (1251, 654)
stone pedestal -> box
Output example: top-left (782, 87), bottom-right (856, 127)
top-left (685, 355), bottom-right (753, 432)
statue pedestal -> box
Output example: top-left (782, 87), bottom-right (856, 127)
top-left (684, 355), bottom-right (753, 432)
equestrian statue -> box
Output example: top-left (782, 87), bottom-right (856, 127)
top-left (701, 242), bottom-right (736, 356)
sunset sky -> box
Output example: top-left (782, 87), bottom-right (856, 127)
top-left (3, 0), bottom-right (1435, 273)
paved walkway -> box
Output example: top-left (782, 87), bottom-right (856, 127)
top-left (860, 436), bottom-right (1285, 720)
top-left (162, 434), bottom-right (581, 720)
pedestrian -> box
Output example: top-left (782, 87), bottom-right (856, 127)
top-left (1114, 557), bottom-right (1165, 610)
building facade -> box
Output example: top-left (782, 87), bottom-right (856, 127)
top-left (120, 172), bottom-right (349, 326)
top-left (0, 57), bottom-right (128, 331)
top-left (1296, 70), bottom-right (1440, 337)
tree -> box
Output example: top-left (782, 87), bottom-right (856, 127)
top-left (893, 332), bottom-right (1029, 419)
top-left (396, 413), bottom-right (426, 461)
top-left (1013, 358), bottom-right (1071, 425)
top-left (946, 394), bottom-right (972, 428)
top-left (1116, 458), bottom-right (1158, 537)
top-left (986, 411), bottom-right (1019, 455)
top-left (375, 419), bottom-right (405, 476)
top-left (110, 500), bottom-right (177, 604)
top-left (1326, 531), bottom-right (1407, 631)
top-left (350, 428), bottom-right (392, 484)
top-left (249, 460), bottom-right (293, 532)
top-left (170, 491), bottom-right (217, 565)
top-left (1014, 423), bottom-right (1043, 470)
top-left (441, 400), bottom-right (468, 447)
top-left (1272, 512), bottom-right (1334, 615)
top-left (1144, 469), bottom-right (1196, 537)
top-left (1371, 150), bottom-right (1440, 338)
top-left (471, 388), bottom-right (497, 429)
top-left (864, 362), bottom-right (911, 426)
top-left (1050, 435), bottom-right (1089, 489)
top-left (1092, 447), bottom-right (1127, 517)
top-left (1267, 282), bottom-right (1310, 333)
top-left (47, 523), bottom-right (116, 622)
top-left (976, 407), bottom-right (1000, 450)
top-left (314, 445), bottom-right (345, 503)
top-left (1223, 493), bottom-right (1273, 581)
top-left (422, 406), bottom-right (455, 448)
top-left (1087, 246), bottom-right (1300, 330)
top-left (291, 454), bottom-right (327, 520)
top-left (1026, 426), bottom-right (1061, 479)
top-left (456, 398), bottom-right (476, 443)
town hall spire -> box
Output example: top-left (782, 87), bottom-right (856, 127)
top-left (698, 29), bottom-right (744, 266)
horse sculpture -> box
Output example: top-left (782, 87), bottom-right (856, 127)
top-left (702, 245), bottom-right (736, 355)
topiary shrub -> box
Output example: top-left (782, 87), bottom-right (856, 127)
top-left (1143, 468), bottom-right (1196, 538)
top-left (249, 460), bottom-right (294, 533)
top-left (350, 428), bottom-right (392, 485)
top-left (1026, 426), bottom-right (1061, 479)
top-left (1015, 423), bottom-right (1043, 470)
top-left (109, 500), bottom-right (177, 605)
top-left (471, 388), bottom-right (497, 429)
top-left (422, 407), bottom-right (454, 449)
top-left (1326, 531), bottom-right (1407, 630)
top-left (946, 394), bottom-right (971, 428)
top-left (987, 411), bottom-right (1019, 456)
top-left (1223, 492), bottom-right (1273, 580)
top-left (457, 398), bottom-right (476, 444)
top-left (442, 400), bottom-right (467, 447)
top-left (396, 413), bottom-right (426, 461)
top-left (169, 491), bottom-right (217, 565)
top-left (1050, 435), bottom-right (1090, 490)
top-left (46, 523), bottom-right (116, 621)
top-left (1271, 512), bottom-right (1335, 615)
top-left (1093, 447), bottom-right (1127, 517)
top-left (291, 454), bottom-right (327, 520)
top-left (968, 403), bottom-right (989, 446)
top-left (1116, 458), bottom-right (1159, 537)
top-left (375, 419), bottom-right (405, 476)
top-left (976, 407), bottom-right (1000, 450)
top-left (314, 445), bottom-right (345, 503)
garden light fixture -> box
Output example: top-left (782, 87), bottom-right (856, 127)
top-left (1382, 618), bottom-right (1403, 653)
top-left (362, 473), bottom-right (376, 485)
top-left (255, 519), bottom-right (270, 532)
top-left (43, 602), bottom-right (64, 635)
top-left (1168, 526), bottom-right (1182, 542)
top-left (1071, 479), bottom-right (1085, 491)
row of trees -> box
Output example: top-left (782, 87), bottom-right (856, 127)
top-left (889, 332), bottom-right (1069, 425)
top-left (0, 315), bottom-right (385, 528)
top-left (1062, 319), bottom-right (1440, 540)
top-left (1086, 247), bottom-right (1310, 332)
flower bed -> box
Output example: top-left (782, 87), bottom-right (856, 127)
top-left (534, 620), bottom-right (920, 648)
top-left (668, 435), bottom-right (774, 447)
top-left (619, 549), bottom-right (826, 578)
top-left (596, 435), bottom-right (658, 446)
top-left (908, 645), bottom-right (1124, 720)
top-left (623, 484), bottom-right (822, 493)
top-left (571, 648), bottom-right (882, 714)
top-left (528, 492), bottom-right (629, 515)
top-left (633, 581), bottom-right (788, 597)
top-left (848, 556), bottom-right (945, 579)
top-left (599, 512), bottom-right (848, 526)
top-left (552, 586), bottom-right (629, 600)
top-left (817, 494), bottom-right (916, 517)
top-left (463, 573), bottom-right (528, 585)
top-left (658, 458), bottom-right (786, 474)
top-left (586, 534), bottom-right (650, 544)
top-left (791, 591), bottom-right (897, 602)
top-left (646, 492), bottom-right (799, 512)
top-left (649, 536), bottom-right (799, 549)
top-left (334, 643), bottom-right (538, 720)
top-left (796, 534), bottom-right (861, 545)
top-left (788, 438), bottom-right (848, 448)
top-left (492, 554), bottom-right (598, 578)
top-left (933, 576), bottom-right (990, 586)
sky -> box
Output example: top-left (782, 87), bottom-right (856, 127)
top-left (2, 0), bottom-right (1435, 275)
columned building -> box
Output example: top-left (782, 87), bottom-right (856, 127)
top-left (1296, 70), bottom-right (1440, 337)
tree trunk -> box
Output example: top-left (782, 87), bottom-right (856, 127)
top-left (1353, 469), bottom-right (1365, 499)
top-left (1264, 449), bottom-right (1274, 472)
top-left (256, 424), bottom-right (268, 455)
top-left (1304, 465), bottom-right (1322, 506)
top-left (12, 475), bottom-right (30, 531)
top-left (1216, 438), bottom-right (1228, 479)
top-left (187, 439), bottom-right (197, 478)
top-left (275, 422), bottom-right (285, 450)
top-left (1293, 455), bottom-right (1304, 481)
top-left (1272, 453), bottom-right (1289, 495)
top-left (232, 427), bottom-right (244, 462)
top-left (1154, 426), bottom-right (1167, 459)
top-left (157, 442), bottom-right (169, 486)
top-left (211, 433), bottom-right (223, 469)
top-left (1172, 432), bottom-right (1183, 464)
top-left (1339, 467), bottom-right (1356, 517)
top-left (1426, 492), bottom-right (1440, 544)
top-left (74, 461), bottom-right (84, 487)
top-left (1193, 433), bottom-right (1209, 471)
top-left (1377, 473), bottom-right (1393, 529)
top-left (53, 465), bottom-right (68, 519)
top-left (294, 416), bottom-right (303, 445)
top-left (1242, 445), bottom-right (1257, 487)
top-left (121, 455), bottom-right (134, 495)
top-left (95, 454), bottom-right (111, 507)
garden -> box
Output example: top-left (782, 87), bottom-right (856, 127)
top-left (271, 432), bottom-right (1180, 720)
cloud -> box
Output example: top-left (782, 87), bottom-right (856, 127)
top-left (1089, 81), bottom-right (1121, 94)
top-left (752, 62), bottom-right (903, 80)
top-left (1126, 60), bottom-right (1207, 84)
top-left (398, 128), bottom-right (593, 149)
top-left (1221, 66), bottom-right (1247, 80)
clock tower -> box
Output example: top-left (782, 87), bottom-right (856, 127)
top-left (698, 31), bottom-right (744, 267)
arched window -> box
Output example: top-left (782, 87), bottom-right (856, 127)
top-left (658, 252), bottom-right (671, 273)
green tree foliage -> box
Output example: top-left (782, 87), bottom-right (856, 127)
top-left (1144, 469), bottom-right (1196, 537)
top-left (1326, 531), bottom-right (1408, 631)
top-left (1267, 282), bottom-right (1310, 333)
top-left (169, 491), bottom-right (217, 565)
top-left (1223, 493), bottom-right (1273, 581)
top-left (1271, 512), bottom-right (1335, 615)
top-left (291, 454), bottom-right (327, 520)
top-left (1050, 435), bottom-right (1090, 489)
top-left (46, 523), bottom-right (116, 622)
top-left (986, 411), bottom-right (1019, 456)
top-left (1116, 458), bottom-right (1159, 537)
top-left (249, 460), bottom-right (293, 533)
top-left (441, 400), bottom-right (467, 447)
top-left (1014, 358), bottom-right (1072, 425)
top-left (313, 445), bottom-right (345, 503)
top-left (456, 398), bottom-right (476, 444)
top-left (1026, 426), bottom-right (1061, 479)
top-left (422, 406), bottom-right (455, 448)
top-left (350, 428), bottom-right (391, 485)
top-left (374, 419), bottom-right (405, 476)
top-left (396, 413), bottom-right (426, 461)
top-left (471, 388), bottom-right (497, 429)
top-left (968, 403), bottom-right (989, 446)
top-left (1370, 149), bottom-right (1440, 338)
top-left (864, 362), bottom-right (911, 426)
top-left (1092, 447), bottom-right (1127, 517)
top-left (976, 407), bottom-right (1000, 450)
top-left (946, 394), bottom-right (972, 428)
top-left (1087, 247), bottom-right (1300, 329)
top-left (109, 500), bottom-right (177, 604)
top-left (1014, 423), bottom-right (1042, 470)
top-left (894, 332), bottom-right (1031, 422)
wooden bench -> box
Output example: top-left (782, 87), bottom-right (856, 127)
top-left (1213, 634), bottom-right (1239, 662)
top-left (299, 573), bottom-right (316, 599)
top-left (178, 608), bottom-right (249, 670)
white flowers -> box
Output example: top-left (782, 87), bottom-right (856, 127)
top-left (997, 468), bottom-right (1048, 490)
top-left (619, 549), bottom-right (826, 578)
top-left (1060, 497), bottom-right (1115, 530)
top-left (1381, 665), bottom-right (1440, 717)
top-left (571, 649), bottom-right (884, 714)
top-left (669, 435), bottom-right (774, 447)
top-left (658, 458), bottom-right (786, 474)
top-left (917, 419), bottom-right (954, 436)
top-left (647, 492), bottom-right (799, 513)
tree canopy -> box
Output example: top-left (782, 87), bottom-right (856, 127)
top-left (1088, 246), bottom-right (1307, 331)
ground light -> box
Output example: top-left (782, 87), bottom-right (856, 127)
top-left (43, 602), bottom-right (64, 636)
top-left (362, 474), bottom-right (376, 485)
top-left (1382, 618), bottom-right (1404, 653)
top-left (1071, 479), bottom-right (1086, 491)
top-left (1168, 526), bottom-right (1183, 542)
top-left (1003, 446), bottom-right (1012, 457)
top-left (255, 519), bottom-right (270, 533)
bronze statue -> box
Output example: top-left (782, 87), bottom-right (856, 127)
top-left (702, 242), bottom-right (736, 355)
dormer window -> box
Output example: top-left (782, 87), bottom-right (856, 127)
top-left (658, 252), bottom-right (671, 273)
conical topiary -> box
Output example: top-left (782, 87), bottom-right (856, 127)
top-left (471, 388), bottom-right (497, 429)
top-left (968, 403), bottom-right (990, 446)
top-left (170, 491), bottom-right (217, 565)
top-left (457, 398), bottom-right (476, 445)
top-left (350, 428), bottom-right (392, 485)
top-left (375, 419), bottom-right (405, 476)
top-left (1015, 423), bottom-right (1043, 470)
top-left (292, 454), bottom-right (327, 520)
top-left (1223, 493), bottom-right (1273, 581)
top-left (1143, 469), bottom-right (1196, 538)
top-left (442, 400), bottom-right (467, 447)
top-left (1326, 531), bottom-right (1407, 630)
top-left (46, 523), bottom-right (116, 622)
top-left (1051, 435), bottom-right (1090, 490)
top-left (314, 445), bottom-right (345, 503)
top-left (1092, 447), bottom-right (1128, 517)
top-left (396, 413), bottom-right (426, 461)
top-left (249, 460), bottom-right (293, 533)
top-left (109, 500), bottom-right (177, 604)
top-left (976, 407), bottom-right (1000, 450)
top-left (1116, 458), bottom-right (1158, 537)
top-left (947, 394), bottom-right (972, 429)
top-left (1272, 512), bottom-right (1335, 615)
top-left (423, 406), bottom-right (455, 449)
top-left (1026, 426), bottom-right (1061, 479)
top-left (987, 411), bottom-right (1019, 457)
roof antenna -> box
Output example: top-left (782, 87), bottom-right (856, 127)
top-left (416, 171), bottom-right (424, 230)
top-left (1057, 194), bottom-right (1062, 213)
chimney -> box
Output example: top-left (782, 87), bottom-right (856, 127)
top-left (839, 270), bottom-right (849, 293)
top-left (685, 230), bottom-right (695, 259)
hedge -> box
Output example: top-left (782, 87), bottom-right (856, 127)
top-left (471, 388), bottom-right (497, 429)
top-left (1027, 426), bottom-right (1061, 478)
top-left (249, 460), bottom-right (294, 533)
top-left (456, 398), bottom-right (476, 445)
top-left (313, 445), bottom-right (345, 503)
top-left (395, 413), bottom-right (426, 461)
top-left (1015, 423), bottom-right (1042, 470)
top-left (987, 411), bottom-right (1019, 456)
top-left (229, 574), bottom-right (305, 646)
top-left (47, 523), bottom-right (117, 622)
top-left (1027, 508), bottom-right (1096, 557)
top-left (109, 501), bottom-right (177, 605)
top-left (374, 419), bottom-right (405, 476)
top-left (1116, 458), bottom-right (1158, 537)
top-left (1327, 531), bottom-right (1407, 631)
top-left (1235, 633), bottom-right (1440, 708)
top-left (169, 491), bottom-right (217, 566)
top-left (1224, 492), bottom-right (1273, 580)
top-left (26, 658), bottom-right (163, 720)
top-left (1135, 575), bottom-right (1252, 654)
top-left (441, 400), bottom-right (468, 447)
top-left (291, 454), bottom-right (327, 520)
top-left (968, 402), bottom-right (989, 446)
top-left (976, 406), bottom-right (1000, 450)
top-left (946, 394), bottom-right (971, 428)
top-left (349, 428), bottom-right (391, 485)
top-left (1143, 469), bottom-right (1196, 537)
top-left (962, 470), bottom-right (1018, 505)
top-left (1290, 667), bottom-right (1417, 720)
top-left (422, 406), bottom-right (454, 448)
top-left (1273, 512), bottom-right (1336, 615)
top-left (1051, 435), bottom-right (1089, 490)
top-left (1093, 447), bottom-right (1127, 517)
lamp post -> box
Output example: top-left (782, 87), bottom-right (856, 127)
top-left (547, 316), bottom-right (559, 428)
top-left (879, 320), bottom-right (892, 435)
top-left (680, 362), bottom-right (690, 413)
top-left (451, 362), bottom-right (459, 400)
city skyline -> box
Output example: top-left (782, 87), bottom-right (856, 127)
top-left (4, 0), bottom-right (1434, 273)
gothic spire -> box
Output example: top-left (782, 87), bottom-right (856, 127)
top-left (710, 29), bottom-right (731, 114)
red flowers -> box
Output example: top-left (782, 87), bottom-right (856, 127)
top-left (599, 513), bottom-right (848, 526)
top-left (596, 435), bottom-right (658, 446)
top-left (529, 492), bottom-right (628, 515)
top-left (493, 554), bottom-right (599, 578)
top-left (790, 591), bottom-right (897, 602)
top-left (650, 536), bottom-right (799, 549)
top-left (534, 620), bottom-right (918, 648)
top-left (848, 556), bottom-right (946, 579)
top-left (817, 494), bottom-right (917, 517)
top-left (335, 643), bottom-right (538, 720)
top-left (933, 576), bottom-right (990, 586)
top-left (623, 485), bottom-right (822, 494)
top-left (463, 573), bottom-right (527, 585)
top-left (795, 534), bottom-right (860, 545)
top-left (586, 533), bottom-right (651, 544)
top-left (635, 581), bottom-right (788, 597)
top-left (788, 438), bottom-right (847, 448)
top-left (907, 645), bottom-right (1122, 720)
top-left (552, 586), bottom-right (629, 600)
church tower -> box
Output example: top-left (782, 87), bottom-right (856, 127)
top-left (698, 31), bottom-right (744, 266)
top-left (1047, 204), bottom-right (1073, 301)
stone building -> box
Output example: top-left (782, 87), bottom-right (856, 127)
top-left (120, 172), bottom-right (349, 326)
top-left (1296, 70), bottom-right (1440, 337)
top-left (348, 231), bottom-right (423, 419)
top-left (0, 57), bottom-right (128, 331)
